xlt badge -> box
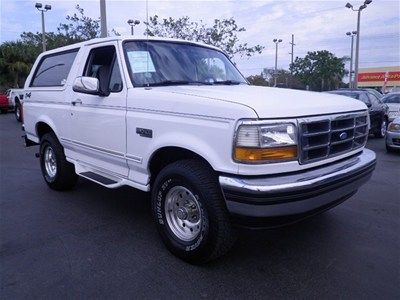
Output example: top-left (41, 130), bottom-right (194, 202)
top-left (136, 128), bottom-right (153, 138)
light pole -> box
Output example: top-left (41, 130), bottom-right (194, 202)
top-left (100, 0), bottom-right (108, 38)
top-left (127, 19), bottom-right (140, 36)
top-left (273, 38), bottom-right (282, 87)
top-left (345, 0), bottom-right (372, 88)
top-left (35, 3), bottom-right (51, 52)
top-left (346, 31), bottom-right (357, 88)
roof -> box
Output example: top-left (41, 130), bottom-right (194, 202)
top-left (38, 36), bottom-right (223, 57)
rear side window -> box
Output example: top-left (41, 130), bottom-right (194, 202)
top-left (30, 49), bottom-right (79, 87)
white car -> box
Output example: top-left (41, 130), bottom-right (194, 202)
top-left (22, 37), bottom-right (376, 263)
top-left (382, 92), bottom-right (400, 122)
top-left (7, 88), bottom-right (24, 121)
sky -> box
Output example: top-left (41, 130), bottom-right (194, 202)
top-left (0, 0), bottom-right (399, 77)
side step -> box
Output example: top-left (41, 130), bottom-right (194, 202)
top-left (80, 171), bottom-right (118, 186)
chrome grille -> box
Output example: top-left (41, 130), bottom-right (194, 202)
top-left (299, 111), bottom-right (369, 164)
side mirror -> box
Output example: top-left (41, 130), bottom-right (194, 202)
top-left (73, 76), bottom-right (100, 95)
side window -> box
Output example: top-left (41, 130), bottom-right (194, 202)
top-left (30, 49), bottom-right (78, 87)
top-left (83, 46), bottom-right (123, 93)
top-left (368, 93), bottom-right (380, 105)
top-left (109, 58), bottom-right (123, 92)
top-left (360, 93), bottom-right (371, 106)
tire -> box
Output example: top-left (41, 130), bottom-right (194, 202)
top-left (151, 159), bottom-right (235, 264)
top-left (374, 118), bottom-right (387, 138)
top-left (40, 132), bottom-right (78, 190)
top-left (386, 144), bottom-right (395, 153)
top-left (0, 109), bottom-right (7, 114)
top-left (15, 102), bottom-right (22, 122)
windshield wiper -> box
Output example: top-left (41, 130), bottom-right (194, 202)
top-left (213, 80), bottom-right (243, 85)
top-left (144, 80), bottom-right (212, 87)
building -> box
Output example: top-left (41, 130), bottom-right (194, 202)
top-left (357, 66), bottom-right (400, 91)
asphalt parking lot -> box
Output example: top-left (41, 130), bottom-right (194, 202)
top-left (0, 113), bottom-right (399, 299)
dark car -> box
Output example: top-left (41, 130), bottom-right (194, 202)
top-left (327, 89), bottom-right (389, 138)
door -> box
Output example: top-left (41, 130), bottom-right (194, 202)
top-left (366, 92), bottom-right (382, 131)
top-left (68, 43), bottom-right (128, 177)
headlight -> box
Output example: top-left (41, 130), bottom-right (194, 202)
top-left (234, 123), bottom-right (298, 163)
top-left (388, 122), bottom-right (400, 132)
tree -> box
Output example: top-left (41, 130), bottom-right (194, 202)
top-left (57, 4), bottom-right (100, 40)
top-left (247, 74), bottom-right (269, 86)
top-left (144, 15), bottom-right (264, 58)
top-left (0, 41), bottom-right (37, 88)
top-left (290, 50), bottom-right (346, 91)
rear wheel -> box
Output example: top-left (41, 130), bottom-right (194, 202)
top-left (0, 109), bottom-right (7, 114)
top-left (40, 133), bottom-right (78, 190)
top-left (151, 159), bottom-right (235, 264)
top-left (15, 102), bottom-right (22, 122)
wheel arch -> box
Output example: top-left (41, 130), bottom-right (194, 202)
top-left (36, 121), bottom-right (58, 141)
top-left (148, 146), bottom-right (214, 184)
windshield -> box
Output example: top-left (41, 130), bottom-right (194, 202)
top-left (383, 94), bottom-right (400, 104)
top-left (123, 41), bottom-right (247, 87)
top-left (328, 91), bottom-right (360, 99)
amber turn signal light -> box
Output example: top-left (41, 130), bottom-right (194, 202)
top-left (234, 146), bottom-right (298, 163)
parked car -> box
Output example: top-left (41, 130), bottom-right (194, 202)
top-left (22, 37), bottom-right (376, 263)
top-left (382, 92), bottom-right (400, 122)
top-left (0, 91), bottom-right (12, 114)
top-left (386, 117), bottom-right (400, 152)
top-left (326, 89), bottom-right (389, 138)
top-left (8, 88), bottom-right (24, 122)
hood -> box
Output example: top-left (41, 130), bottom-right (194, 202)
top-left (155, 85), bottom-right (367, 118)
top-left (386, 103), bottom-right (400, 112)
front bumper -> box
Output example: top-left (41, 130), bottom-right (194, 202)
top-left (386, 131), bottom-right (400, 149)
top-left (219, 149), bottom-right (376, 225)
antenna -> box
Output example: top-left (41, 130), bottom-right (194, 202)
top-left (146, 0), bottom-right (149, 37)
top-left (146, 0), bottom-right (150, 87)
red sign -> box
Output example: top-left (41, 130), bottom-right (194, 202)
top-left (358, 71), bottom-right (400, 82)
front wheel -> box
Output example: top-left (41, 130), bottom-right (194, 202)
top-left (375, 118), bottom-right (387, 138)
top-left (40, 133), bottom-right (78, 190)
top-left (151, 159), bottom-right (235, 264)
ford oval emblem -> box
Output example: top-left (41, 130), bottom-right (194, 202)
top-left (339, 132), bottom-right (348, 140)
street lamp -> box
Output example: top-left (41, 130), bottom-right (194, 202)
top-left (35, 3), bottom-right (51, 52)
top-left (273, 38), bottom-right (282, 87)
top-left (127, 19), bottom-right (140, 36)
top-left (346, 0), bottom-right (373, 88)
top-left (346, 31), bottom-right (357, 88)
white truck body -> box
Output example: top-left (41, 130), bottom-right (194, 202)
top-left (22, 36), bottom-right (377, 262)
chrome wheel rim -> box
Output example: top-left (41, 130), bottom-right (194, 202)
top-left (381, 120), bottom-right (387, 136)
top-left (164, 186), bottom-right (202, 242)
top-left (44, 146), bottom-right (57, 178)
top-left (16, 106), bottom-right (20, 119)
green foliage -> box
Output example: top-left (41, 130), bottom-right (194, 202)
top-left (247, 74), bottom-right (269, 86)
top-left (290, 50), bottom-right (346, 91)
top-left (0, 41), bottom-right (38, 88)
top-left (144, 15), bottom-right (264, 58)
top-left (57, 5), bottom-right (100, 40)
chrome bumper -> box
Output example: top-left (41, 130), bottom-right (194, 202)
top-left (219, 149), bottom-right (376, 220)
top-left (386, 131), bottom-right (400, 149)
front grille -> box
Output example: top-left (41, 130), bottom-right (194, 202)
top-left (299, 111), bottom-right (369, 164)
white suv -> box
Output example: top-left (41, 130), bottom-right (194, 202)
top-left (23, 37), bottom-right (376, 263)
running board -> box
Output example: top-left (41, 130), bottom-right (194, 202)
top-left (70, 159), bottom-right (150, 191)
top-left (80, 171), bottom-right (118, 185)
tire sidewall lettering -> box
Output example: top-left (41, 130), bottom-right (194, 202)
top-left (156, 176), bottom-right (209, 252)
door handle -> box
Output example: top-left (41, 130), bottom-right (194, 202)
top-left (71, 99), bottom-right (82, 106)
